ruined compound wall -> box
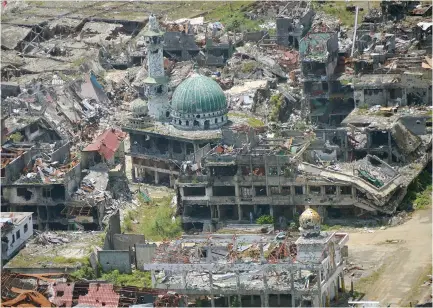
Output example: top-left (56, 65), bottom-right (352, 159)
top-left (135, 244), bottom-right (157, 270)
top-left (112, 234), bottom-right (145, 251)
top-left (98, 250), bottom-right (131, 274)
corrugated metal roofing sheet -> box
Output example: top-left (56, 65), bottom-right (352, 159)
top-left (82, 128), bottom-right (127, 161)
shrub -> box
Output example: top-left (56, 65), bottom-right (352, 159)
top-left (9, 132), bottom-right (23, 143)
top-left (101, 270), bottom-right (151, 287)
top-left (256, 215), bottom-right (274, 224)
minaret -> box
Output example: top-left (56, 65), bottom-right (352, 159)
top-left (143, 14), bottom-right (169, 120)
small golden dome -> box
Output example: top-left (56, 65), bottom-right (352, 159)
top-left (299, 207), bottom-right (321, 230)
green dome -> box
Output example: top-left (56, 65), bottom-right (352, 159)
top-left (171, 74), bottom-right (227, 115)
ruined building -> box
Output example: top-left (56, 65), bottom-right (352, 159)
top-left (276, 1), bottom-right (315, 48)
top-left (299, 32), bottom-right (354, 127)
top-left (177, 113), bottom-right (431, 229)
top-left (143, 207), bottom-right (349, 307)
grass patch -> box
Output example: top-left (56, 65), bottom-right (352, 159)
top-left (228, 112), bottom-right (265, 128)
top-left (355, 264), bottom-right (386, 294)
top-left (206, 1), bottom-right (261, 32)
top-left (101, 270), bottom-right (151, 288)
top-left (401, 170), bottom-right (432, 210)
top-left (241, 61), bottom-right (257, 73)
top-left (9, 254), bottom-right (88, 268)
top-left (126, 195), bottom-right (182, 241)
top-left (70, 258), bottom-right (97, 281)
top-left (313, 1), bottom-right (381, 28)
top-left (321, 224), bottom-right (343, 231)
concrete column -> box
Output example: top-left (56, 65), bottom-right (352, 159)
top-left (151, 270), bottom-right (156, 287)
top-left (210, 295), bottom-right (215, 308)
top-left (209, 272), bottom-right (213, 291)
top-left (227, 295), bottom-right (231, 307)
top-left (253, 205), bottom-right (258, 216)
top-left (250, 295), bottom-right (254, 306)
top-left (131, 166), bottom-right (136, 181)
top-left (277, 294), bottom-right (281, 306)
top-left (217, 205), bottom-right (221, 220)
top-left (154, 171), bottom-right (159, 184)
top-left (318, 269), bottom-right (322, 307)
top-left (259, 243), bottom-right (266, 263)
top-left (269, 204), bottom-right (274, 218)
top-left (291, 269), bottom-right (296, 307)
top-left (210, 205), bottom-right (215, 219)
top-left (37, 206), bottom-right (43, 230)
top-left (336, 186), bottom-right (341, 197)
top-left (238, 204), bottom-right (243, 221)
top-left (181, 272), bottom-right (187, 288)
top-left (387, 131), bottom-right (392, 164)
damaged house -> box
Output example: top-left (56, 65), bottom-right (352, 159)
top-left (1, 212), bottom-right (33, 263)
top-left (276, 1), bottom-right (315, 48)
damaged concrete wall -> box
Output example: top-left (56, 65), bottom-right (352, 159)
top-left (399, 116), bottom-right (428, 135)
top-left (50, 142), bottom-right (71, 164)
top-left (243, 31), bottom-right (268, 42)
top-left (390, 121), bottom-right (422, 155)
top-left (221, 128), bottom-right (257, 148)
top-left (98, 250), bottom-right (131, 274)
top-left (112, 234), bottom-right (145, 251)
top-left (64, 163), bottom-right (81, 201)
top-left (3, 154), bottom-right (25, 184)
top-left (135, 243), bottom-right (157, 270)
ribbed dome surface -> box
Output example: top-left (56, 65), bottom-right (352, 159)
top-left (171, 74), bottom-right (227, 114)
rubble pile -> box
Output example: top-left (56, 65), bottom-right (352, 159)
top-left (154, 292), bottom-right (185, 307)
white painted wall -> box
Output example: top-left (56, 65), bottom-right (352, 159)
top-left (2, 215), bottom-right (33, 260)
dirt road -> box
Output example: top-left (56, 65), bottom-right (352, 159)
top-left (345, 208), bottom-right (432, 306)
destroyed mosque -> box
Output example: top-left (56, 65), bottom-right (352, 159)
top-left (0, 0), bottom-right (432, 307)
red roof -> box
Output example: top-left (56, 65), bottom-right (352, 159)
top-left (78, 283), bottom-right (120, 307)
top-left (83, 128), bottom-right (127, 161)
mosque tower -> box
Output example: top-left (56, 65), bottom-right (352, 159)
top-left (143, 14), bottom-right (169, 120)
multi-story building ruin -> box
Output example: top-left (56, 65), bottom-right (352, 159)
top-left (143, 207), bottom-right (349, 307)
top-left (177, 110), bottom-right (431, 229)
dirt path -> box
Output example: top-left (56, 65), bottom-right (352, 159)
top-left (345, 208), bottom-right (432, 306)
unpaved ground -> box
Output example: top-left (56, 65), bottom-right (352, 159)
top-left (344, 208), bottom-right (432, 306)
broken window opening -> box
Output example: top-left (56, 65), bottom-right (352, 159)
top-left (183, 187), bottom-right (206, 196)
top-left (270, 186), bottom-right (279, 195)
top-left (309, 186), bottom-right (321, 195)
top-left (325, 186), bottom-right (336, 195)
top-left (16, 230), bottom-right (20, 239)
top-left (204, 120), bottom-right (210, 130)
top-left (340, 186), bottom-right (352, 195)
top-left (213, 186), bottom-right (235, 197)
top-left (51, 185), bottom-right (66, 201)
top-left (241, 165), bottom-right (251, 176)
top-left (172, 141), bottom-right (183, 154)
top-left (186, 143), bottom-right (194, 155)
top-left (29, 123), bottom-right (38, 134)
top-left (17, 188), bottom-right (33, 201)
top-left (12, 234), bottom-right (15, 243)
top-left (255, 186), bottom-right (267, 196)
top-left (156, 85), bottom-right (163, 94)
top-left (268, 166), bottom-right (278, 176)
top-left (294, 186), bottom-right (303, 195)
top-left (240, 187), bottom-right (253, 199)
top-left (184, 204), bottom-right (211, 219)
top-left (252, 166), bottom-right (265, 176)
top-left (212, 166), bottom-right (237, 177)
top-left (281, 186), bottom-right (291, 196)
top-left (155, 137), bottom-right (169, 154)
top-left (24, 223), bottom-right (28, 233)
top-left (370, 131), bottom-right (389, 147)
top-left (193, 120), bottom-right (200, 127)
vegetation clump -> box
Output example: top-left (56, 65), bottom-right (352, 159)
top-left (269, 94), bottom-right (284, 122)
top-left (256, 215), bottom-right (274, 224)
